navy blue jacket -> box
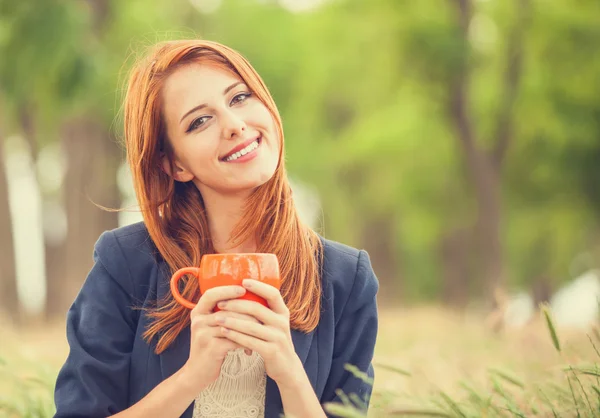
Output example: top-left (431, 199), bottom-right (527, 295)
top-left (53, 222), bottom-right (379, 418)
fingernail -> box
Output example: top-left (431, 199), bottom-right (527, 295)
top-left (215, 316), bottom-right (225, 324)
top-left (218, 301), bottom-right (227, 309)
top-left (242, 279), bottom-right (252, 288)
top-left (237, 287), bottom-right (246, 294)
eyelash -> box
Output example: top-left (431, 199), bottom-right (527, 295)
top-left (186, 92), bottom-right (253, 133)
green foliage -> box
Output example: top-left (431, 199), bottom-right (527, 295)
top-left (0, 356), bottom-right (55, 418)
top-left (1, 0), bottom-right (599, 299)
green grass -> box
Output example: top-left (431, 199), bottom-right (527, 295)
top-left (1, 306), bottom-right (598, 417)
top-left (325, 305), bottom-right (600, 417)
top-left (0, 356), bottom-right (56, 417)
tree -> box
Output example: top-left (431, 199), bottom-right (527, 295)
top-left (444, 0), bottom-right (531, 306)
top-left (0, 113), bottom-right (19, 321)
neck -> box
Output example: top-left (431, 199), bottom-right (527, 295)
top-left (201, 188), bottom-right (257, 254)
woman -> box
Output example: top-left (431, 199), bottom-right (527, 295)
top-left (54, 39), bottom-right (379, 418)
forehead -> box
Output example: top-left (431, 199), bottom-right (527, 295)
top-left (162, 63), bottom-right (242, 110)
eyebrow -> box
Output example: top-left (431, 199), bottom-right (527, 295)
top-left (179, 81), bottom-right (245, 124)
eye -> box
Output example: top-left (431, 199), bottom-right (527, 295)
top-left (230, 92), bottom-right (252, 106)
top-left (187, 116), bottom-right (211, 133)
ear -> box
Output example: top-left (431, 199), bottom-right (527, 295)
top-left (161, 154), bottom-right (194, 182)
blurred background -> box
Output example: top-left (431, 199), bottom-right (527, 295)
top-left (1, 0), bottom-right (600, 416)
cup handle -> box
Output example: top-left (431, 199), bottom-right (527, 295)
top-left (170, 267), bottom-right (200, 309)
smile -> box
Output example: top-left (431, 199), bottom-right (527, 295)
top-left (222, 135), bottom-right (262, 162)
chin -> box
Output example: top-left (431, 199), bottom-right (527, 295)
top-left (218, 173), bottom-right (274, 196)
top-left (239, 173), bottom-right (275, 191)
top-left (199, 164), bottom-right (278, 197)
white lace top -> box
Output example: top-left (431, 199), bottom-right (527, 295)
top-left (193, 349), bottom-right (266, 418)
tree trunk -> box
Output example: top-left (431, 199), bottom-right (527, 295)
top-left (48, 117), bottom-right (120, 317)
top-left (0, 133), bottom-right (20, 322)
top-left (472, 153), bottom-right (504, 303)
top-left (16, 105), bottom-right (68, 320)
top-left (439, 225), bottom-right (473, 309)
top-left (448, 0), bottom-right (529, 308)
top-left (449, 74), bottom-right (505, 306)
top-left (44, 236), bottom-right (67, 319)
top-left (360, 215), bottom-right (402, 304)
top-left (531, 275), bottom-right (553, 308)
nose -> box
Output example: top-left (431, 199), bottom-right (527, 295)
top-left (221, 109), bottom-right (247, 140)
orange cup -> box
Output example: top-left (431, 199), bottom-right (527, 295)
top-left (170, 253), bottom-right (281, 311)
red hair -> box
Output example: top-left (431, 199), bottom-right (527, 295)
top-left (122, 40), bottom-right (323, 354)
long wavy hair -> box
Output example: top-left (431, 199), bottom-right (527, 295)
top-left (122, 39), bottom-right (323, 354)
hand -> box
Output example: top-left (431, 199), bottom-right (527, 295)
top-left (214, 279), bottom-right (303, 387)
top-left (182, 285), bottom-right (259, 390)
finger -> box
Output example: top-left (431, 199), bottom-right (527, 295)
top-left (193, 285), bottom-right (246, 314)
top-left (220, 327), bottom-right (268, 354)
top-left (191, 323), bottom-right (248, 355)
top-left (200, 327), bottom-right (251, 354)
top-left (215, 315), bottom-right (277, 341)
top-left (191, 323), bottom-right (229, 339)
top-left (242, 279), bottom-right (288, 316)
top-left (210, 311), bottom-right (260, 325)
top-left (217, 299), bottom-right (282, 328)
top-left (190, 310), bottom-right (208, 327)
top-left (210, 331), bottom-right (248, 355)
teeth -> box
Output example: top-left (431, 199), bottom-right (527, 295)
top-left (225, 139), bottom-right (259, 162)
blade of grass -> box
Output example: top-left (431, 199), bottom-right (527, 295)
top-left (438, 391), bottom-right (468, 418)
top-left (566, 374), bottom-right (582, 418)
top-left (374, 362), bottom-right (411, 377)
top-left (488, 367), bottom-right (525, 389)
top-left (323, 402), bottom-right (366, 418)
top-left (490, 376), bottom-right (525, 417)
top-left (335, 389), bottom-right (353, 407)
top-left (587, 335), bottom-right (600, 359)
top-left (565, 365), bottom-right (600, 378)
top-left (344, 364), bottom-right (374, 386)
top-left (348, 393), bottom-right (367, 411)
top-left (540, 303), bottom-right (561, 352)
top-left (387, 408), bottom-right (452, 417)
top-left (536, 385), bottom-right (560, 418)
top-left (567, 366), bottom-right (594, 416)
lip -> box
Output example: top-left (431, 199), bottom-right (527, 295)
top-left (220, 135), bottom-right (262, 161)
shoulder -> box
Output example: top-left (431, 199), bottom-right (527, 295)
top-left (319, 236), bottom-right (379, 320)
top-left (94, 221), bottom-right (156, 261)
top-left (95, 221), bottom-right (153, 250)
top-left (93, 222), bottom-right (162, 292)
top-left (320, 237), bottom-right (360, 285)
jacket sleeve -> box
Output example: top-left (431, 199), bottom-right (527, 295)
top-left (321, 250), bottom-right (379, 415)
top-left (54, 231), bottom-right (137, 417)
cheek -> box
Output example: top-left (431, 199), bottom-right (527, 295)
top-left (178, 143), bottom-right (219, 172)
top-left (261, 113), bottom-right (280, 148)
top-left (245, 103), bottom-right (281, 154)
top-left (251, 102), bottom-right (277, 129)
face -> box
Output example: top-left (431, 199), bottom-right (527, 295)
top-left (161, 63), bottom-right (280, 199)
